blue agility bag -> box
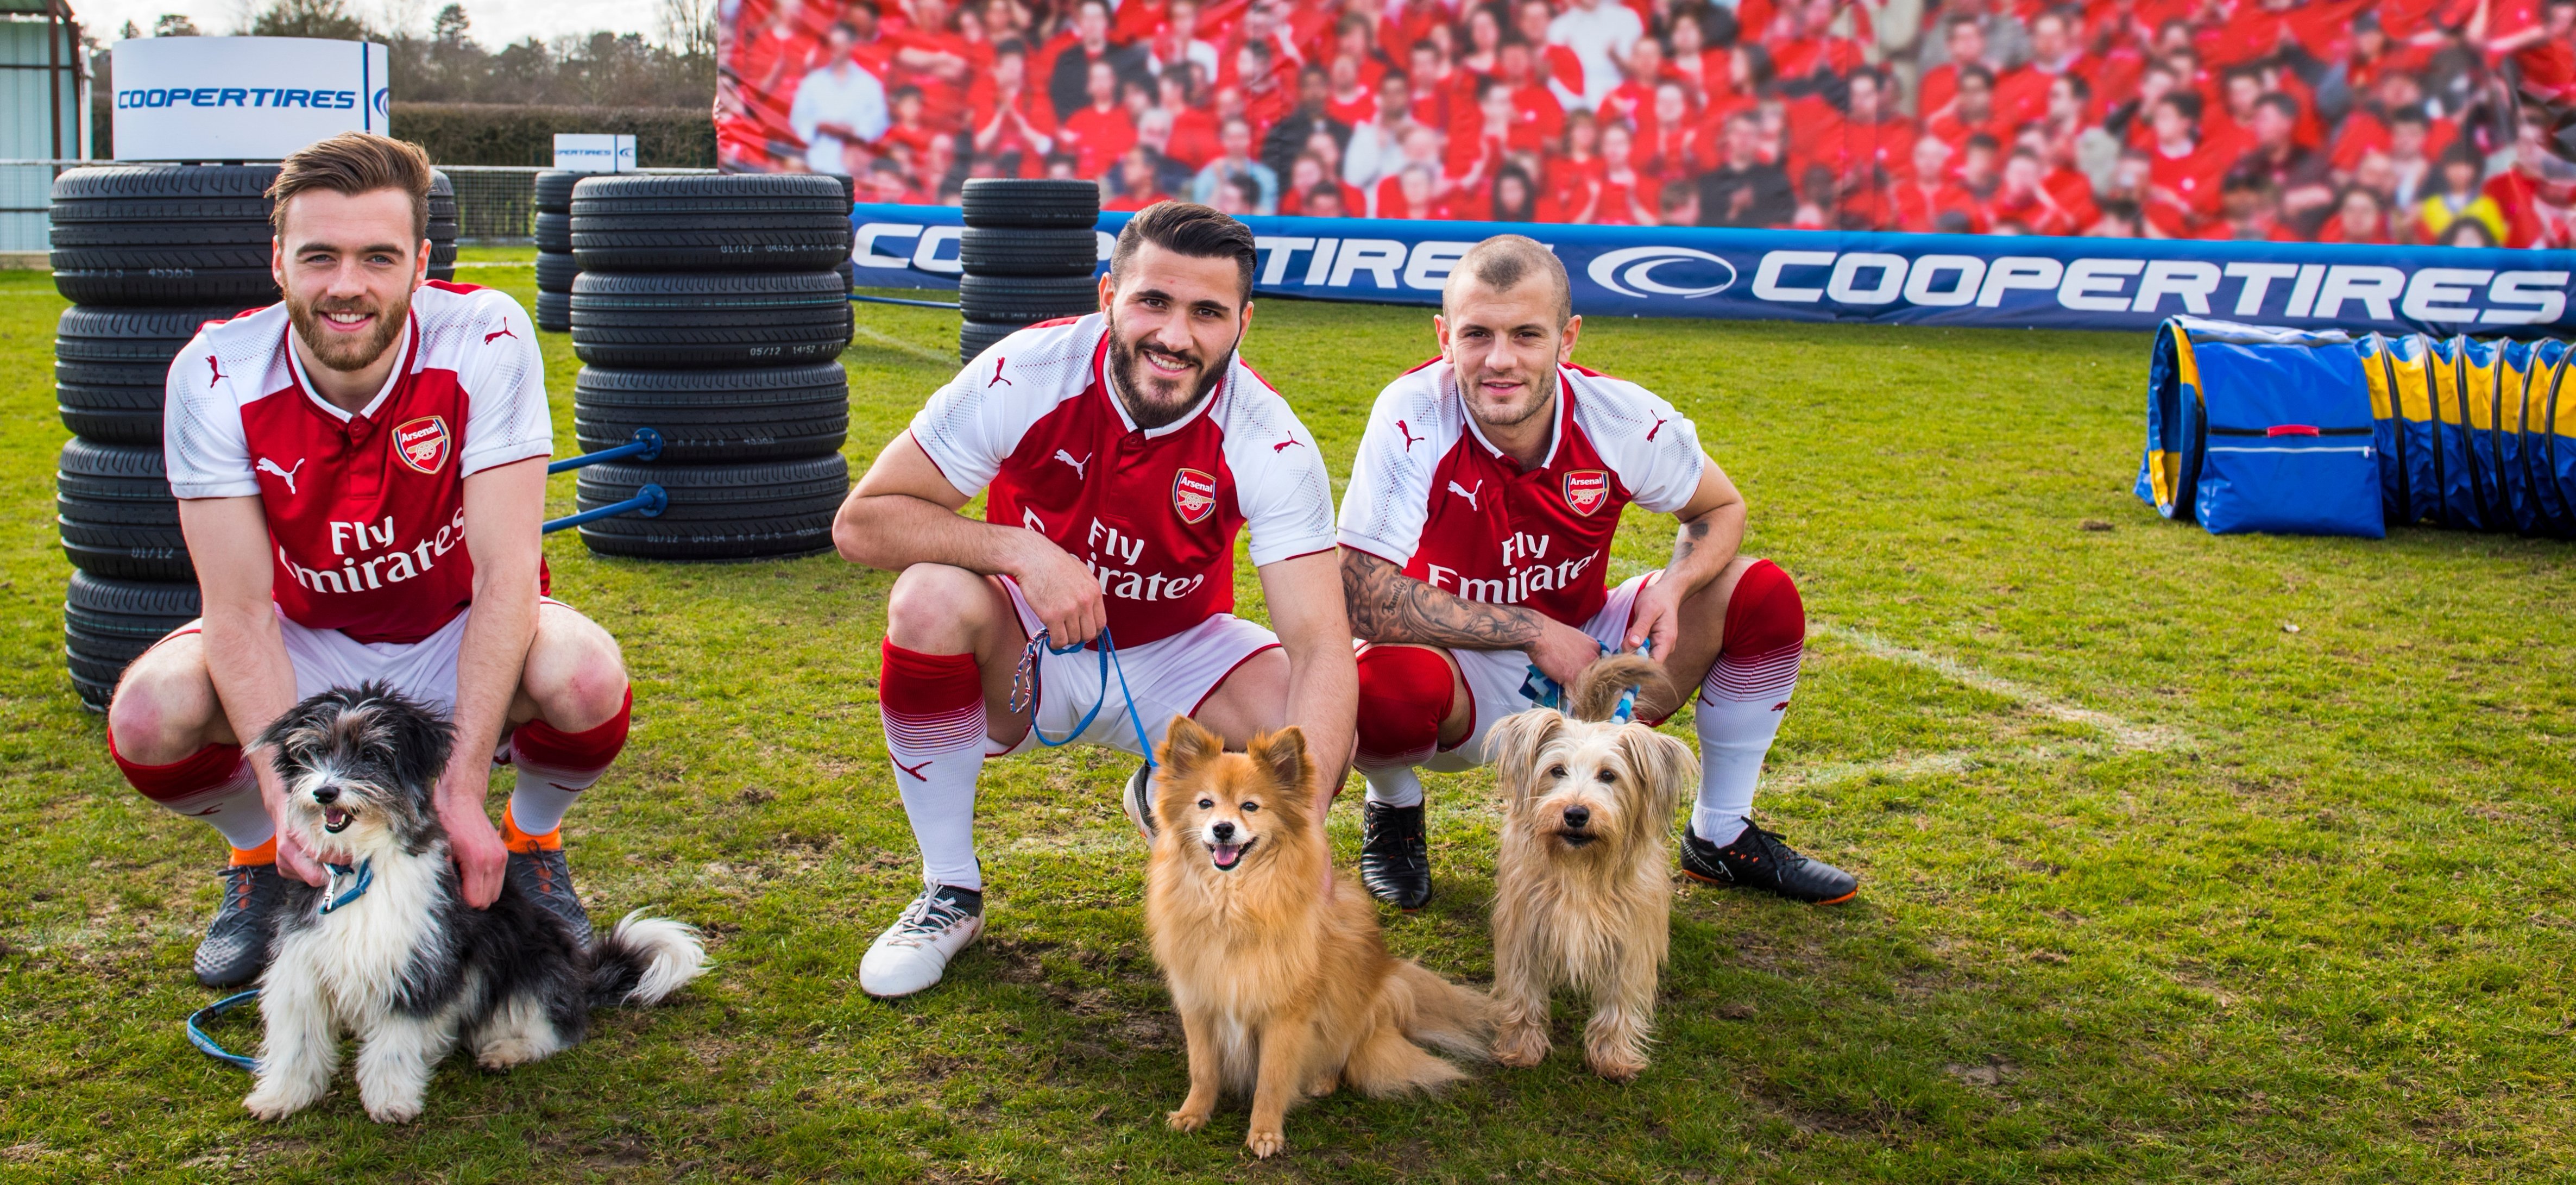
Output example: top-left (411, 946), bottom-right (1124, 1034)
top-left (2424, 335), bottom-right (2490, 531)
top-left (2539, 341), bottom-right (2576, 537)
top-left (2136, 317), bottom-right (2384, 538)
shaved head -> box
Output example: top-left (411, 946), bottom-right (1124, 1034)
top-left (1443, 234), bottom-right (1572, 325)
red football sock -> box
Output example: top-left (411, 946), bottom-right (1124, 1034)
top-left (504, 686), bottom-right (631, 836)
top-left (108, 730), bottom-right (275, 855)
top-left (880, 639), bottom-right (989, 891)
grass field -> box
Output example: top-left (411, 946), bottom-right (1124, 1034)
top-left (5, 247), bottom-right (2576, 1183)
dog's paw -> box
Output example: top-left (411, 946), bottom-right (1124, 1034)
top-left (475, 1039), bottom-right (541, 1071)
top-left (1491, 1024), bottom-right (1550, 1068)
top-left (363, 1095), bottom-right (425, 1124)
top-left (1167, 1106), bottom-right (1211, 1133)
top-left (1585, 1048), bottom-right (1647, 1082)
top-left (241, 1086), bottom-right (313, 1122)
top-left (1245, 1126), bottom-right (1287, 1158)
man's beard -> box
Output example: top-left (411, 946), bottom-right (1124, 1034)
top-left (1105, 312), bottom-right (1235, 430)
top-left (287, 289), bottom-right (410, 375)
top-left (1462, 365), bottom-right (1555, 430)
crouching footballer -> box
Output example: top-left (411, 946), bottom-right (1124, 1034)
top-left (106, 133), bottom-right (634, 986)
top-left (1336, 235), bottom-right (1859, 910)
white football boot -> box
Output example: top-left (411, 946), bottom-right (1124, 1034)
top-left (859, 884), bottom-right (985, 998)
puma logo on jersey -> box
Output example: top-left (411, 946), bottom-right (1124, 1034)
top-left (256, 456), bottom-right (306, 494)
top-left (1447, 479), bottom-right (1484, 510)
top-left (206, 354), bottom-right (228, 383)
top-left (990, 356), bottom-right (1013, 386)
top-left (1396, 420), bottom-right (1424, 451)
top-left (1273, 437), bottom-right (1304, 452)
top-left (1054, 449), bottom-right (1091, 478)
top-left (1647, 415), bottom-right (1668, 441)
top-left (482, 324), bottom-right (518, 344)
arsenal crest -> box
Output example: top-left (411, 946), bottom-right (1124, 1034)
top-left (1172, 467), bottom-right (1218, 524)
top-left (1562, 469), bottom-right (1611, 517)
top-left (394, 415), bottom-right (452, 475)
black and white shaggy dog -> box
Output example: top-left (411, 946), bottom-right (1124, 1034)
top-left (243, 683), bottom-right (707, 1124)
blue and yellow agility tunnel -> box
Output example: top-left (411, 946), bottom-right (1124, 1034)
top-left (2142, 318), bottom-right (2576, 539)
top-left (2136, 317), bottom-right (2383, 538)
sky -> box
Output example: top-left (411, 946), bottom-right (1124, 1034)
top-left (70, 0), bottom-right (663, 51)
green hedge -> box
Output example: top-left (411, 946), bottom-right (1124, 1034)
top-left (391, 103), bottom-right (714, 168)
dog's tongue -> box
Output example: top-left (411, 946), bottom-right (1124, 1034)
top-left (1211, 842), bottom-right (1243, 869)
top-left (323, 807), bottom-right (351, 829)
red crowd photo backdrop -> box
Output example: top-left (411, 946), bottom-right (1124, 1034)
top-left (716, 0), bottom-right (2576, 248)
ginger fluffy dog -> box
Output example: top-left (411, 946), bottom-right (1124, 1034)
top-left (1485, 654), bottom-right (1697, 1081)
top-left (1144, 718), bottom-right (1491, 1158)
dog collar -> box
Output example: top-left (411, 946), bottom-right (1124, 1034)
top-left (319, 860), bottom-right (374, 914)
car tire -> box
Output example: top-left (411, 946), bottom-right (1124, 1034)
top-left (570, 272), bottom-right (852, 368)
top-left (58, 438), bottom-right (188, 581)
top-left (574, 454), bottom-right (848, 561)
top-left (960, 178), bottom-right (1103, 228)
top-left (958, 227), bottom-right (1099, 276)
top-left (64, 572), bottom-right (200, 711)
top-left (55, 305), bottom-right (241, 443)
top-left (572, 363), bottom-right (849, 463)
top-left (48, 165), bottom-right (281, 306)
top-left (958, 273), bottom-right (1099, 324)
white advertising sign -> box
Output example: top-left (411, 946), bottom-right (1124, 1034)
top-left (553, 134), bottom-right (638, 172)
top-left (111, 37), bottom-right (391, 161)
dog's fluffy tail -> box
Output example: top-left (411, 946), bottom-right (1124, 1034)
top-left (1344, 961), bottom-right (1496, 1097)
top-left (588, 910), bottom-right (710, 1007)
top-left (1566, 654), bottom-right (1665, 723)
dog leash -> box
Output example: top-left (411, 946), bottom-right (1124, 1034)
top-left (187, 989), bottom-right (262, 1071)
top-left (1009, 626), bottom-right (1158, 770)
top-left (185, 860), bottom-right (372, 1073)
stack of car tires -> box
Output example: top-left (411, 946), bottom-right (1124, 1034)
top-left (567, 174), bottom-right (855, 561)
top-left (48, 164), bottom-right (454, 709)
top-left (957, 179), bottom-right (1102, 362)
top-left (532, 170), bottom-right (577, 330)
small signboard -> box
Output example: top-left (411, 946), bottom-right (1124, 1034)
top-left (553, 134), bottom-right (637, 173)
top-left (111, 37), bottom-right (391, 161)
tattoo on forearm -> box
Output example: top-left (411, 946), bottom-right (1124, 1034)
top-left (1340, 550), bottom-right (1543, 648)
top-left (1671, 516), bottom-right (1711, 565)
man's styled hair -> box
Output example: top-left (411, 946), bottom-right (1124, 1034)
top-left (1110, 200), bottom-right (1258, 302)
top-left (267, 132), bottom-right (435, 244)
top-left (1444, 234), bottom-right (1571, 325)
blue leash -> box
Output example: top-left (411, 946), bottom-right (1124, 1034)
top-left (1011, 627), bottom-right (1158, 770)
top-left (188, 990), bottom-right (261, 1071)
top-left (186, 858), bottom-right (375, 1072)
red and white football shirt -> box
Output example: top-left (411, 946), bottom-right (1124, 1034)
top-left (1337, 358), bottom-right (1705, 628)
top-left (163, 282), bottom-right (553, 645)
top-left (908, 314), bottom-right (1336, 648)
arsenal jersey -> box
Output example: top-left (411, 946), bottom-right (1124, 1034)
top-left (164, 282), bottom-right (553, 644)
top-left (908, 314), bottom-right (1336, 647)
top-left (1337, 358), bottom-right (1706, 628)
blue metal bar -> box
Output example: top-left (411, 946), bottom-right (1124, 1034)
top-left (851, 293), bottom-right (962, 310)
top-left (544, 484), bottom-right (666, 534)
top-left (547, 427), bottom-right (663, 474)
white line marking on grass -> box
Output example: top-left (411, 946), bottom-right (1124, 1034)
top-left (849, 323), bottom-right (954, 365)
top-left (1807, 621), bottom-right (2188, 753)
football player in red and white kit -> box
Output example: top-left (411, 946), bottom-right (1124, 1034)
top-left (1336, 235), bottom-right (1858, 909)
top-left (106, 134), bottom-right (633, 987)
top-left (833, 202), bottom-right (1356, 998)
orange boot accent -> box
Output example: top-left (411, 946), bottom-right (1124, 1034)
top-left (501, 813), bottom-right (563, 854)
top-left (228, 836), bottom-right (279, 867)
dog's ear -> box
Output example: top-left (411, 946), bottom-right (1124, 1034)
top-left (1485, 709), bottom-right (1566, 809)
top-left (1616, 724), bottom-right (1698, 826)
top-left (1247, 727), bottom-right (1314, 820)
top-left (1157, 714), bottom-right (1224, 779)
top-left (384, 689), bottom-right (457, 793)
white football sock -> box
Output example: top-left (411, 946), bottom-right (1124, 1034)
top-left (1361, 764), bottom-right (1426, 808)
top-left (1692, 643), bottom-right (1802, 847)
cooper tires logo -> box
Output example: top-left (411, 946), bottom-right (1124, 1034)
top-left (1586, 246), bottom-right (1740, 299)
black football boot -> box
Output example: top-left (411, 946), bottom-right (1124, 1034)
top-left (1358, 801), bottom-right (1433, 911)
top-left (196, 862), bottom-right (287, 988)
top-left (1679, 819), bottom-right (1859, 905)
